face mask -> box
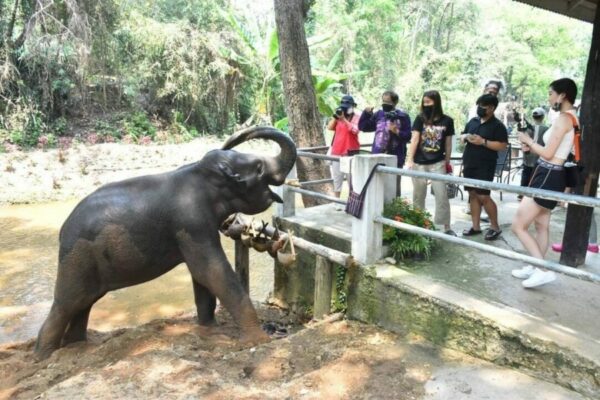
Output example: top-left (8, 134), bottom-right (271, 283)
top-left (476, 106), bottom-right (487, 118)
top-left (345, 107), bottom-right (354, 115)
top-left (382, 104), bottom-right (394, 112)
top-left (423, 105), bottom-right (434, 119)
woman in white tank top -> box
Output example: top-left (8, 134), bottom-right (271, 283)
top-left (510, 78), bottom-right (578, 289)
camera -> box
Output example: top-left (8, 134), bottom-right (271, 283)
top-left (333, 106), bottom-right (347, 119)
top-left (384, 110), bottom-right (399, 120)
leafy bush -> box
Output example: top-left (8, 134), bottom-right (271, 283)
top-left (121, 112), bottom-right (157, 140)
top-left (7, 109), bottom-right (46, 148)
top-left (382, 197), bottom-right (436, 261)
top-left (95, 120), bottom-right (122, 140)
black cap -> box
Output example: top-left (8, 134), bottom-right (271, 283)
top-left (476, 93), bottom-right (499, 108)
top-left (340, 95), bottom-right (357, 107)
top-left (532, 107), bottom-right (545, 117)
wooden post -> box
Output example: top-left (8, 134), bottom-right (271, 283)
top-left (234, 240), bottom-right (249, 293)
top-left (313, 255), bottom-right (333, 319)
top-left (561, 5), bottom-right (600, 267)
top-left (351, 154), bottom-right (397, 264)
top-left (275, 165), bottom-right (297, 218)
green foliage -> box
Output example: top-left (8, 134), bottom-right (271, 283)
top-left (0, 0), bottom-right (594, 150)
top-left (94, 120), bottom-right (121, 139)
top-left (6, 108), bottom-right (46, 147)
top-left (382, 197), bottom-right (436, 261)
top-left (51, 117), bottom-right (68, 136)
top-left (311, 0), bottom-right (591, 130)
top-left (331, 265), bottom-right (348, 313)
top-left (121, 111), bottom-right (156, 140)
top-left (169, 110), bottom-right (200, 140)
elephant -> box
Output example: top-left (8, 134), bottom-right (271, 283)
top-left (34, 126), bottom-right (297, 360)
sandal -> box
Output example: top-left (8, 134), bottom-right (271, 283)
top-left (462, 227), bottom-right (482, 236)
top-left (484, 228), bottom-right (502, 241)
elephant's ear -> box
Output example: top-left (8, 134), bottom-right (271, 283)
top-left (218, 162), bottom-right (243, 183)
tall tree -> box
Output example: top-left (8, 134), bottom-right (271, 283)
top-left (560, 4), bottom-right (600, 267)
top-left (273, 0), bottom-right (332, 206)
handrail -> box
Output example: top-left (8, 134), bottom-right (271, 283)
top-left (375, 216), bottom-right (600, 283)
top-left (293, 148), bottom-right (600, 208)
top-left (376, 165), bottom-right (600, 208)
top-left (277, 152), bottom-right (600, 284)
top-left (287, 186), bottom-right (346, 205)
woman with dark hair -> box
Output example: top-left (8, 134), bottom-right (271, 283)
top-left (405, 90), bottom-right (456, 235)
top-left (511, 78), bottom-right (579, 288)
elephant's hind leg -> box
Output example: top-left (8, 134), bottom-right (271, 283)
top-left (192, 280), bottom-right (217, 326)
top-left (35, 301), bottom-right (76, 360)
top-left (62, 299), bottom-right (99, 345)
top-left (35, 242), bottom-right (102, 360)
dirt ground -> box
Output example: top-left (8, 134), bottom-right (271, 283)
top-left (0, 306), bottom-right (448, 400)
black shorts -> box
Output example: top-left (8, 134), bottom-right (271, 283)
top-left (529, 159), bottom-right (566, 210)
top-left (463, 163), bottom-right (496, 195)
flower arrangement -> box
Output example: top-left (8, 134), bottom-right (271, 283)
top-left (382, 197), bottom-right (436, 261)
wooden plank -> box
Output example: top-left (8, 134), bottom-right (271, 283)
top-left (561, 3), bottom-right (600, 266)
top-left (234, 239), bottom-right (249, 293)
top-left (313, 255), bottom-right (333, 320)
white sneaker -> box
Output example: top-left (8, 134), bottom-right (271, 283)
top-left (522, 269), bottom-right (556, 288)
top-left (511, 265), bottom-right (535, 279)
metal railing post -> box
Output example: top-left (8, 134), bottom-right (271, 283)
top-left (351, 154), bottom-right (397, 264)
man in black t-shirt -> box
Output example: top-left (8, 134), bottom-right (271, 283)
top-left (460, 94), bottom-right (508, 241)
top-left (406, 90), bottom-right (455, 235)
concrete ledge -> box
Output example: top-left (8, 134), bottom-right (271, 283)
top-left (347, 264), bottom-right (600, 399)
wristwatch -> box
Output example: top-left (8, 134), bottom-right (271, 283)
top-left (484, 139), bottom-right (487, 147)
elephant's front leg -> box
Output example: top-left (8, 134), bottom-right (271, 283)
top-left (192, 280), bottom-right (217, 327)
top-left (177, 231), bottom-right (269, 345)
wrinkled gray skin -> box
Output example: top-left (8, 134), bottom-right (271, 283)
top-left (35, 126), bottom-right (296, 360)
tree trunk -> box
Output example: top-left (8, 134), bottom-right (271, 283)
top-left (560, 4), bottom-right (600, 267)
top-left (273, 0), bottom-right (332, 206)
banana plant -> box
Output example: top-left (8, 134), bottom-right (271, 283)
top-left (222, 8), bottom-right (365, 131)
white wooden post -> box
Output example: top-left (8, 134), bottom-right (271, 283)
top-left (274, 164), bottom-right (297, 217)
top-left (351, 154), bottom-right (397, 264)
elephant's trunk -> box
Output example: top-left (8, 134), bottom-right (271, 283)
top-left (222, 126), bottom-right (297, 185)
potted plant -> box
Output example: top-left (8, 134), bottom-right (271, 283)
top-left (382, 197), bottom-right (436, 261)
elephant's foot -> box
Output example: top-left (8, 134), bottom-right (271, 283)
top-left (62, 330), bottom-right (87, 346)
top-left (197, 316), bottom-right (218, 328)
top-left (240, 327), bottom-right (270, 346)
top-left (34, 343), bottom-right (58, 361)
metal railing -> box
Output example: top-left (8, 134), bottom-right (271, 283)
top-left (276, 151), bottom-right (600, 284)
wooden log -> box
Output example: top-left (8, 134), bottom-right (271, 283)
top-left (313, 255), bottom-right (333, 320)
top-left (256, 222), bottom-right (358, 268)
top-left (561, 4), bottom-right (600, 267)
top-left (234, 239), bottom-right (249, 293)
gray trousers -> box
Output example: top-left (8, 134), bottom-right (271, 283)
top-left (412, 160), bottom-right (451, 227)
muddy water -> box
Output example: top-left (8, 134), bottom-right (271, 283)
top-left (0, 201), bottom-right (275, 344)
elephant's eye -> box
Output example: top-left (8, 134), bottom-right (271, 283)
top-left (257, 163), bottom-right (264, 176)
